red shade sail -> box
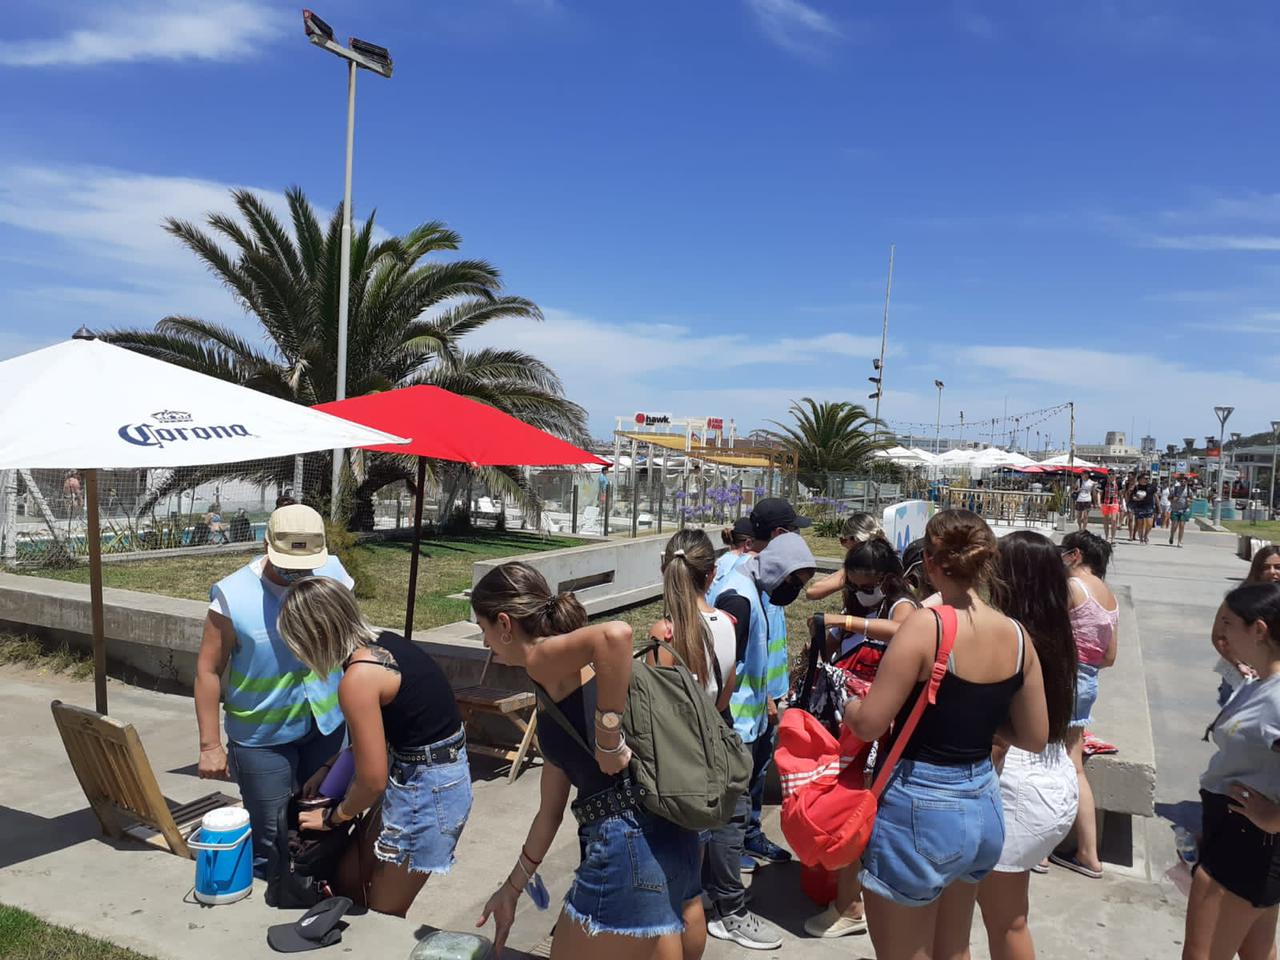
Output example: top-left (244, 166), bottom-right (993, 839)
top-left (315, 385), bottom-right (608, 467)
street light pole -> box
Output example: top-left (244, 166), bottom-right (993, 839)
top-left (1213, 405), bottom-right (1234, 526)
top-left (303, 10), bottom-right (393, 519)
top-left (933, 380), bottom-right (944, 454)
top-left (1270, 420), bottom-right (1280, 520)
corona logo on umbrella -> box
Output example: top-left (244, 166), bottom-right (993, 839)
top-left (117, 409), bottom-right (255, 449)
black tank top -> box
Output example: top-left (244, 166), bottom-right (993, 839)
top-left (343, 631), bottom-right (461, 751)
top-left (882, 622), bottom-right (1026, 766)
top-left (537, 678), bottom-right (619, 798)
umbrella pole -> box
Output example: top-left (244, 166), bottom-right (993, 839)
top-left (405, 457), bottom-right (428, 641)
top-left (85, 468), bottom-right (107, 714)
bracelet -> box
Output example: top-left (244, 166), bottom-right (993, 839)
top-left (844, 615), bottom-right (854, 633)
top-left (200, 743), bottom-right (222, 753)
top-left (520, 846), bottom-right (543, 867)
top-left (505, 877), bottom-right (524, 897)
top-left (514, 858), bottom-right (534, 883)
top-left (596, 732), bottom-right (628, 755)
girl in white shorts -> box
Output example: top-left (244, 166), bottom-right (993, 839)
top-left (979, 531), bottom-right (1081, 960)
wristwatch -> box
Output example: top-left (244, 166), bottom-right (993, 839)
top-left (322, 804), bottom-right (348, 829)
top-left (595, 709), bottom-right (624, 732)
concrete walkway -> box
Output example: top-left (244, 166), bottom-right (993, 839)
top-left (0, 524), bottom-right (1247, 958)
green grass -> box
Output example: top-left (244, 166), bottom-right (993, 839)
top-left (1224, 520), bottom-right (1280, 541)
top-left (16, 532), bottom-right (583, 634)
top-left (0, 634), bottom-right (94, 680)
top-left (0, 905), bottom-right (154, 960)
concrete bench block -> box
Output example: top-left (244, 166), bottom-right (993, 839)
top-left (1084, 584), bottom-right (1156, 818)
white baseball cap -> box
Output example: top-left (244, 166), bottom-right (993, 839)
top-left (266, 504), bottom-right (328, 571)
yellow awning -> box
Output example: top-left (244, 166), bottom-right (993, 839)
top-left (617, 432), bottom-right (778, 469)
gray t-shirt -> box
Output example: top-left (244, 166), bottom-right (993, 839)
top-left (1201, 674), bottom-right (1280, 801)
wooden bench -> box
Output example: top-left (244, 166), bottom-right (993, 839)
top-left (51, 699), bottom-right (240, 859)
top-left (455, 686), bottom-right (540, 784)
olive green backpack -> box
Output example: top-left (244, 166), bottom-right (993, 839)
top-left (537, 640), bottom-right (752, 831)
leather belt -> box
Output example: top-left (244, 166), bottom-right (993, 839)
top-left (390, 727), bottom-right (466, 766)
top-left (571, 779), bottom-right (647, 827)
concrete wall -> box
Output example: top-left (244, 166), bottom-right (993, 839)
top-left (471, 534), bottom-right (672, 616)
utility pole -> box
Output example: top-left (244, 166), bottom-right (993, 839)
top-left (1068, 402), bottom-right (1076, 467)
top-left (1213, 406), bottom-right (1234, 526)
top-left (871, 244), bottom-right (895, 437)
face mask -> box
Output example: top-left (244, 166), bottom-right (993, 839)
top-left (855, 587), bottom-right (884, 608)
top-left (275, 566), bottom-right (313, 584)
top-left (768, 579), bottom-right (803, 607)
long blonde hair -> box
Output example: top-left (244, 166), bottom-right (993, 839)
top-left (661, 529), bottom-right (716, 685)
top-left (277, 576), bottom-right (378, 676)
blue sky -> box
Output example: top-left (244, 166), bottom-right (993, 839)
top-left (2, 0), bottom-right (1279, 448)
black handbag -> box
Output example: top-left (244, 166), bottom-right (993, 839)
top-left (264, 799), bottom-right (357, 909)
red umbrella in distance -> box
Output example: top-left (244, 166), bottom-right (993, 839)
top-left (316, 385), bottom-right (608, 637)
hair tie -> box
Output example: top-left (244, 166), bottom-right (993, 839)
top-left (673, 549), bottom-right (686, 558)
top-left (543, 597), bottom-right (557, 614)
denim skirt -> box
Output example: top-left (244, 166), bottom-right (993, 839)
top-left (564, 806), bottom-right (701, 938)
top-left (860, 757), bottom-right (1004, 906)
top-left (375, 727), bottom-right (472, 875)
top-left (1070, 663), bottom-right (1100, 728)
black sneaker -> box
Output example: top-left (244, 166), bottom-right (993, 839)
top-left (744, 833), bottom-right (792, 864)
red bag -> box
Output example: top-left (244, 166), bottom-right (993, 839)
top-left (777, 606), bottom-right (958, 871)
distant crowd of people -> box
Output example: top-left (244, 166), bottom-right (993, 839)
top-left (1074, 470), bottom-right (1199, 546)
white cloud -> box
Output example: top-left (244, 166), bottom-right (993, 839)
top-left (745, 0), bottom-right (842, 57)
top-left (0, 1), bottom-right (286, 68)
top-left (1149, 234), bottom-right (1280, 252)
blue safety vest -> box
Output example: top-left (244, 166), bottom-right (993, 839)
top-left (762, 593), bottom-right (789, 701)
top-left (709, 565), bottom-right (769, 744)
top-left (215, 558), bottom-right (349, 747)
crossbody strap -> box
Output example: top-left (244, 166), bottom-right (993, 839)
top-left (869, 605), bottom-right (958, 798)
top-left (533, 682), bottom-right (596, 761)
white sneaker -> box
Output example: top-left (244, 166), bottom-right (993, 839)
top-left (803, 904), bottom-right (867, 938)
top-left (707, 910), bottom-right (784, 950)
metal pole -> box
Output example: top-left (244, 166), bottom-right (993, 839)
top-left (330, 59), bottom-right (358, 520)
top-left (404, 457), bottom-right (427, 640)
top-left (873, 244), bottom-right (895, 437)
top-left (85, 468), bottom-right (107, 714)
top-left (571, 481), bottom-right (579, 535)
top-left (630, 437), bottom-right (639, 538)
top-left (1068, 402), bottom-right (1076, 467)
top-left (1270, 422), bottom-right (1280, 520)
top-left (934, 382), bottom-right (943, 454)
top-left (1215, 422), bottom-right (1226, 526)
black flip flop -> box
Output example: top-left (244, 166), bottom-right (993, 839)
top-left (267, 896), bottom-right (353, 952)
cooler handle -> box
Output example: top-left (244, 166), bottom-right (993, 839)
top-left (188, 825), bottom-right (252, 852)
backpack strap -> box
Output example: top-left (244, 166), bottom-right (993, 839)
top-left (532, 681), bottom-right (596, 761)
top-left (869, 605), bottom-right (958, 798)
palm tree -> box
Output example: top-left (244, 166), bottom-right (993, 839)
top-left (763, 398), bottom-right (889, 494)
top-left (101, 187), bottom-right (587, 523)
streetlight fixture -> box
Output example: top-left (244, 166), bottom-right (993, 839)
top-left (1270, 420), bottom-right (1280, 521)
top-left (303, 9), bottom-right (394, 518)
top-left (933, 380), bottom-right (945, 454)
top-left (1213, 406), bottom-right (1234, 525)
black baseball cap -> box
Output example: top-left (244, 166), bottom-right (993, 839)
top-left (731, 516), bottom-right (755, 538)
top-left (749, 497), bottom-right (811, 539)
top-left (267, 897), bottom-right (351, 952)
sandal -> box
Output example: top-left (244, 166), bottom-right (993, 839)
top-left (1049, 853), bottom-right (1102, 879)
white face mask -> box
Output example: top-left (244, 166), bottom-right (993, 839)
top-left (854, 587), bottom-right (884, 608)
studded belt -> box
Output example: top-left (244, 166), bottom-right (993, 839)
top-left (571, 779), bottom-right (648, 827)
top-left (390, 726), bottom-right (466, 766)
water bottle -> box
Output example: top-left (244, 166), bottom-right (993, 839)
top-left (1174, 826), bottom-right (1198, 866)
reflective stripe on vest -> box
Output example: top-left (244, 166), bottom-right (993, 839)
top-left (216, 557), bottom-right (349, 747)
top-left (710, 566), bottom-right (769, 744)
top-left (762, 593), bottom-right (790, 700)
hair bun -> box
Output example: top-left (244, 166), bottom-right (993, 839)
top-left (926, 509), bottom-right (999, 582)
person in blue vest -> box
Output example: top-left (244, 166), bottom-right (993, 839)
top-left (704, 517), bottom-right (815, 950)
top-left (745, 498), bottom-right (810, 869)
top-left (195, 503), bottom-right (354, 877)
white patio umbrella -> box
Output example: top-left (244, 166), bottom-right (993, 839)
top-left (1041, 453), bottom-right (1101, 469)
top-left (0, 332), bottom-right (409, 713)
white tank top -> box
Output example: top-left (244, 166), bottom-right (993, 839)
top-left (701, 609), bottom-right (738, 699)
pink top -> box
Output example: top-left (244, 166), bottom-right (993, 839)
top-left (1069, 577), bottom-right (1118, 666)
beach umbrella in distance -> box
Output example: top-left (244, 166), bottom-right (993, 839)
top-left (0, 331), bottom-right (409, 714)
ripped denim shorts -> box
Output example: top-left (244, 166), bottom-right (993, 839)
top-left (377, 727), bottom-right (472, 875)
top-left (565, 806), bottom-right (701, 938)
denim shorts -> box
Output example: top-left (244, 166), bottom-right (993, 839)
top-left (565, 806), bottom-right (701, 938)
top-left (376, 728), bottom-right (472, 875)
top-left (1070, 663), bottom-right (1100, 729)
top-left (860, 758), bottom-right (1004, 906)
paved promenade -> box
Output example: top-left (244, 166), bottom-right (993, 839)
top-left (0, 525), bottom-right (1253, 958)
